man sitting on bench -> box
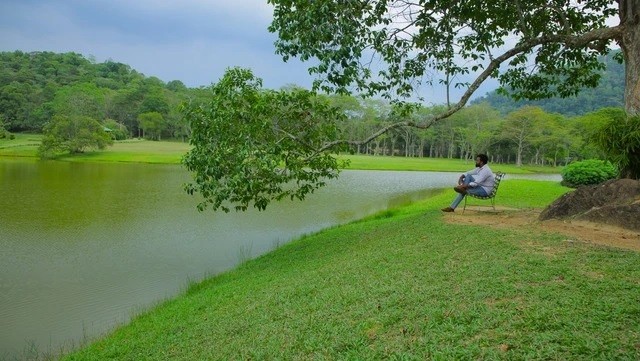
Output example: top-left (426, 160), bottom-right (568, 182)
top-left (441, 154), bottom-right (495, 212)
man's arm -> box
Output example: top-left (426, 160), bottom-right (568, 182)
top-left (469, 167), bottom-right (491, 187)
top-left (459, 167), bottom-right (479, 185)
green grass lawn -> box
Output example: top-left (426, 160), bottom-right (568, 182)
top-left (63, 180), bottom-right (640, 360)
top-left (0, 133), bottom-right (42, 157)
top-left (341, 154), bottom-right (560, 174)
top-left (58, 139), bottom-right (192, 164)
top-left (0, 136), bottom-right (191, 163)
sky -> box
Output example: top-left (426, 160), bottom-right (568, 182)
top-left (0, 0), bottom-right (496, 105)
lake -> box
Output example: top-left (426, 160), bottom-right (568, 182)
top-left (1, 160), bottom-right (468, 358)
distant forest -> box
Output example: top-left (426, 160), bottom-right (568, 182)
top-left (472, 51), bottom-right (624, 116)
top-left (0, 50), bottom-right (625, 166)
top-left (0, 51), bottom-right (210, 138)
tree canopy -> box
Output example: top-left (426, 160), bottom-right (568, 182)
top-left (269, 0), bottom-right (631, 113)
top-left (38, 115), bottom-right (113, 158)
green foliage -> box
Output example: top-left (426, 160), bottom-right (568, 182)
top-left (0, 51), bottom-right (196, 135)
top-left (51, 82), bottom-right (107, 120)
top-left (103, 119), bottom-right (129, 140)
top-left (269, 0), bottom-right (618, 103)
top-left (138, 112), bottom-right (166, 141)
top-left (0, 117), bottom-right (9, 139)
top-left (561, 159), bottom-right (618, 187)
top-left (474, 52), bottom-right (625, 116)
top-left (182, 68), bottom-right (348, 212)
top-left (139, 92), bottom-right (170, 115)
top-left (38, 115), bottom-right (113, 158)
top-left (591, 113), bottom-right (640, 179)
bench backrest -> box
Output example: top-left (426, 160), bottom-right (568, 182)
top-left (489, 172), bottom-right (505, 197)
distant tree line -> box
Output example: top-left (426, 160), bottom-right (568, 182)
top-left (0, 50), bottom-right (625, 167)
top-left (327, 95), bottom-right (616, 167)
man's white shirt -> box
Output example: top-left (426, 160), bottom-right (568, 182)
top-left (464, 165), bottom-right (495, 194)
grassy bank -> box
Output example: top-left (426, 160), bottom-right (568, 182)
top-left (0, 136), bottom-right (559, 174)
top-left (0, 135), bottom-right (191, 164)
top-left (0, 133), bottom-right (42, 157)
top-left (63, 180), bottom-right (640, 360)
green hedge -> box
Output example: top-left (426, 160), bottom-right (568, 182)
top-left (561, 159), bottom-right (618, 187)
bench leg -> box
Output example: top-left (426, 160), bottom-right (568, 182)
top-left (462, 195), bottom-right (467, 214)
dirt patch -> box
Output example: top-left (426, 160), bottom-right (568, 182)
top-left (443, 206), bottom-right (640, 252)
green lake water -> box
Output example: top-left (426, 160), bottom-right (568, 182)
top-left (1, 160), bottom-right (460, 358)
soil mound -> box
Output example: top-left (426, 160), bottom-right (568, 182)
top-left (539, 179), bottom-right (640, 231)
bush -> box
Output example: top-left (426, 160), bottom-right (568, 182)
top-left (561, 159), bottom-right (618, 187)
top-left (591, 114), bottom-right (640, 179)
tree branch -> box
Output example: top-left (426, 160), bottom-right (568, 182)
top-left (314, 25), bottom-right (624, 154)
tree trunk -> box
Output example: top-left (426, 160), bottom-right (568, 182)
top-left (620, 0), bottom-right (640, 116)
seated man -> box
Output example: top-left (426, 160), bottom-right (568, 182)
top-left (441, 154), bottom-right (495, 212)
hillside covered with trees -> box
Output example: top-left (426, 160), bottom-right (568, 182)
top-left (0, 51), bottom-right (210, 140)
top-left (472, 51), bottom-right (624, 116)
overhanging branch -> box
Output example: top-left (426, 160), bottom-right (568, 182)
top-left (314, 25), bottom-right (624, 154)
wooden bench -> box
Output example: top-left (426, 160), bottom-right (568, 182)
top-left (462, 172), bottom-right (505, 213)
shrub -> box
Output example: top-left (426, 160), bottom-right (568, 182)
top-left (561, 159), bottom-right (618, 187)
top-left (591, 114), bottom-right (640, 179)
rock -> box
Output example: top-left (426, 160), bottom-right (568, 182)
top-left (539, 179), bottom-right (640, 231)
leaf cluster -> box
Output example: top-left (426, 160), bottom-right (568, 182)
top-left (182, 68), bottom-right (348, 212)
top-left (269, 0), bottom-right (618, 103)
top-left (38, 115), bottom-right (113, 158)
top-left (591, 112), bottom-right (640, 179)
top-left (561, 159), bottom-right (618, 188)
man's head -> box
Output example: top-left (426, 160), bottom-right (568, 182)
top-left (475, 154), bottom-right (488, 167)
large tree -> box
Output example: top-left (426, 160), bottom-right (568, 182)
top-left (38, 115), bottom-right (113, 158)
top-left (185, 0), bottom-right (639, 211)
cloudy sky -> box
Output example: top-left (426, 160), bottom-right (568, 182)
top-left (0, 1), bottom-right (316, 86)
top-left (0, 0), bottom-right (497, 104)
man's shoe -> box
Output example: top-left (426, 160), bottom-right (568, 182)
top-left (454, 185), bottom-right (466, 194)
top-left (441, 207), bottom-right (455, 212)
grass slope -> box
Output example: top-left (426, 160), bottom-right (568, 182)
top-left (64, 181), bottom-right (640, 360)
